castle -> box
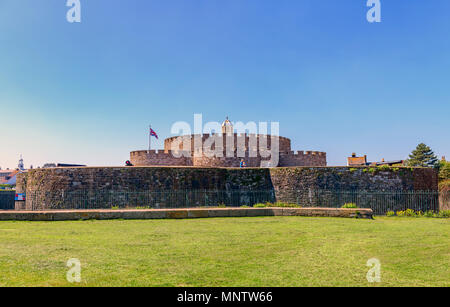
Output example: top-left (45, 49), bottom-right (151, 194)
top-left (130, 118), bottom-right (327, 167)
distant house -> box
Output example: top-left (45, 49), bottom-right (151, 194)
top-left (347, 153), bottom-right (403, 167)
top-left (347, 153), bottom-right (368, 166)
top-left (0, 156), bottom-right (28, 186)
top-left (0, 169), bottom-right (20, 185)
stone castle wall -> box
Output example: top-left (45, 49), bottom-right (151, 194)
top-left (16, 166), bottom-right (438, 212)
top-left (164, 134), bottom-right (292, 153)
top-left (279, 151), bottom-right (327, 167)
top-left (130, 150), bottom-right (193, 166)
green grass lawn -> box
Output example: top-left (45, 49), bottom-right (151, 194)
top-left (0, 216), bottom-right (448, 287)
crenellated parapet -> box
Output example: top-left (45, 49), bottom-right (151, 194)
top-left (130, 147), bottom-right (327, 168)
top-left (130, 150), bottom-right (193, 166)
top-left (279, 151), bottom-right (327, 167)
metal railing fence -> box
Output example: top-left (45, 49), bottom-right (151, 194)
top-left (17, 189), bottom-right (448, 215)
top-left (0, 191), bottom-right (15, 210)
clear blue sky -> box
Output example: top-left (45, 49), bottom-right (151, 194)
top-left (1, 0), bottom-right (449, 168)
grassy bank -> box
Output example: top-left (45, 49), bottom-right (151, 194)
top-left (0, 216), bottom-right (448, 287)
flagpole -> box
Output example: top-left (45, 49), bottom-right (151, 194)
top-left (149, 124), bottom-right (151, 151)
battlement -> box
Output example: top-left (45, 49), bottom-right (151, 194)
top-left (130, 150), bottom-right (192, 166)
top-left (131, 150), bottom-right (191, 156)
top-left (281, 151), bottom-right (326, 157)
top-left (130, 148), bottom-right (327, 168)
top-left (279, 151), bottom-right (327, 167)
top-left (130, 118), bottom-right (327, 167)
top-left (132, 123), bottom-right (326, 167)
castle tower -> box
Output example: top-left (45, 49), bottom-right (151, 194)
top-left (221, 117), bottom-right (233, 135)
top-left (18, 155), bottom-right (25, 171)
top-left (131, 116), bottom-right (327, 167)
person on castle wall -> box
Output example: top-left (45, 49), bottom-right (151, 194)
top-left (240, 159), bottom-right (247, 168)
top-left (125, 160), bottom-right (133, 166)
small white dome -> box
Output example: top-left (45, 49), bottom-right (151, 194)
top-left (222, 117), bottom-right (232, 127)
top-left (221, 117), bottom-right (233, 135)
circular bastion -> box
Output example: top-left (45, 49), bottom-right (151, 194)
top-left (131, 118), bottom-right (326, 168)
top-left (131, 133), bottom-right (327, 168)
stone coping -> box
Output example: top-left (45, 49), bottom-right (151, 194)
top-left (24, 166), bottom-right (427, 170)
top-left (0, 207), bottom-right (373, 221)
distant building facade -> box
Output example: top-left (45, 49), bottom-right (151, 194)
top-left (347, 153), bottom-right (403, 167)
top-left (0, 170), bottom-right (18, 185)
top-left (347, 153), bottom-right (368, 166)
top-left (0, 156), bottom-right (27, 186)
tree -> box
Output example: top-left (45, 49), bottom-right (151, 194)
top-left (439, 160), bottom-right (450, 181)
top-left (406, 143), bottom-right (438, 168)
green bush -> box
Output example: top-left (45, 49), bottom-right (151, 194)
top-left (396, 210), bottom-right (405, 217)
top-left (342, 203), bottom-right (357, 209)
top-left (377, 165), bottom-right (391, 172)
top-left (272, 202), bottom-right (301, 208)
top-left (394, 209), bottom-right (449, 218)
top-left (397, 209), bottom-right (418, 217)
top-left (135, 206), bottom-right (152, 209)
top-left (438, 210), bottom-right (450, 218)
top-left (439, 160), bottom-right (450, 181)
top-left (254, 202), bottom-right (300, 208)
top-left (423, 210), bottom-right (435, 218)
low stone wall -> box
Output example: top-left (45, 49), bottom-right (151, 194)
top-left (0, 207), bottom-right (373, 221)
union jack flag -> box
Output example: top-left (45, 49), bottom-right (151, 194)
top-left (150, 128), bottom-right (158, 139)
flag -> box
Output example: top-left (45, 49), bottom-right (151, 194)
top-left (150, 128), bottom-right (158, 139)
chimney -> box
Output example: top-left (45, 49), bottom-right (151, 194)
top-left (352, 153), bottom-right (356, 158)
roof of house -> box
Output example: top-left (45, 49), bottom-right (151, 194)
top-left (0, 170), bottom-right (21, 184)
top-left (0, 170), bottom-right (15, 175)
top-left (347, 156), bottom-right (367, 166)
